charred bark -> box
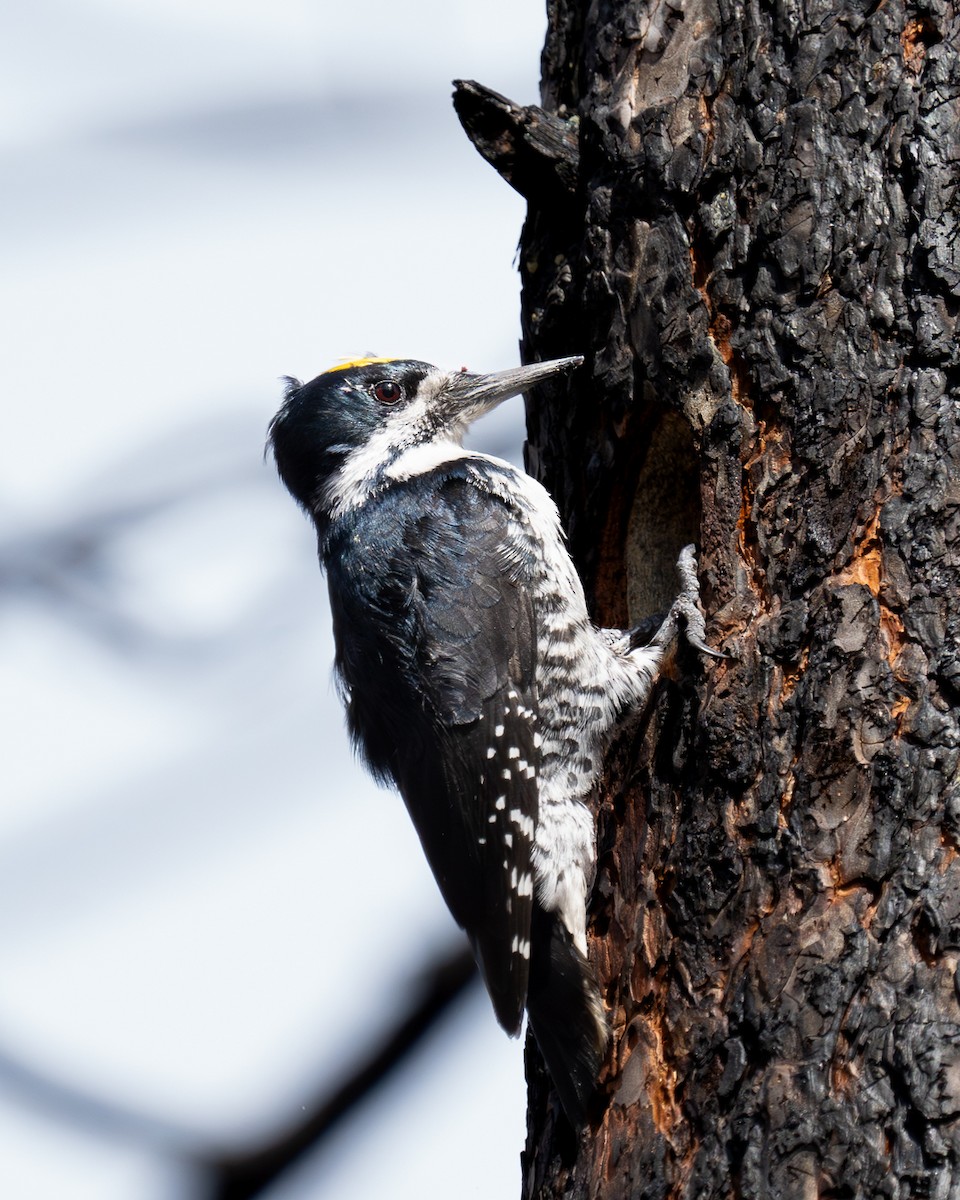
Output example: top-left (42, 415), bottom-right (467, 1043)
top-left (456, 0), bottom-right (960, 1195)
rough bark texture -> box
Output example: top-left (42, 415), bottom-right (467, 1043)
top-left (455, 0), bottom-right (960, 1194)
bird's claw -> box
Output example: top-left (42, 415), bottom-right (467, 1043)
top-left (652, 544), bottom-right (726, 658)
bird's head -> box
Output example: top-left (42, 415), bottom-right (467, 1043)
top-left (268, 354), bottom-right (583, 525)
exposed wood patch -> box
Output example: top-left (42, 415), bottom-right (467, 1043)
top-left (901, 17), bottom-right (941, 74)
top-left (835, 509), bottom-right (906, 665)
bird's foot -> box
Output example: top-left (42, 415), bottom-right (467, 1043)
top-left (651, 545), bottom-right (726, 658)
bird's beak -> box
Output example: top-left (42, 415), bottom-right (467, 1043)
top-left (442, 355), bottom-right (584, 420)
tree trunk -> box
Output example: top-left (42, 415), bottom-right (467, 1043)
top-left (454, 0), bottom-right (960, 1193)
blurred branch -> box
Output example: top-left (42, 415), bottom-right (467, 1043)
top-left (0, 415), bottom-right (265, 651)
top-left (0, 1041), bottom-right (196, 1152)
top-left (199, 943), bottom-right (477, 1200)
top-left (0, 943), bottom-right (478, 1199)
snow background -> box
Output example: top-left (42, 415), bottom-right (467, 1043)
top-left (1, 2), bottom-right (548, 1195)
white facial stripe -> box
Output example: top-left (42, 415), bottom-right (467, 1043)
top-left (324, 415), bottom-right (415, 518)
top-left (323, 387), bottom-right (437, 517)
top-left (323, 371), bottom-right (506, 518)
top-left (386, 439), bottom-right (471, 483)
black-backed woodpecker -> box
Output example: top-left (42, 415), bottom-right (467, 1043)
top-left (269, 355), bottom-right (716, 1127)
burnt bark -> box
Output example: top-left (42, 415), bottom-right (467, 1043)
top-left (455, 0), bottom-right (960, 1195)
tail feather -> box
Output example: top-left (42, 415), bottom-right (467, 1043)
top-left (526, 905), bottom-right (609, 1129)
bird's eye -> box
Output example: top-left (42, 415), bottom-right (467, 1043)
top-left (373, 380), bottom-right (403, 405)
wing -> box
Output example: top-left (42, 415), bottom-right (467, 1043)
top-left (327, 474), bottom-right (539, 1034)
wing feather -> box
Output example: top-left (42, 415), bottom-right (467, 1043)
top-left (326, 472), bottom-right (539, 1032)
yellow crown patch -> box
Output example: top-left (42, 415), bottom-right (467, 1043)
top-left (324, 356), bottom-right (400, 374)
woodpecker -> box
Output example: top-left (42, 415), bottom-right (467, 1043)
top-left (269, 355), bottom-right (716, 1127)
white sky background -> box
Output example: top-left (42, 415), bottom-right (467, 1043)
top-left (0, 2), bottom-right (549, 1196)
